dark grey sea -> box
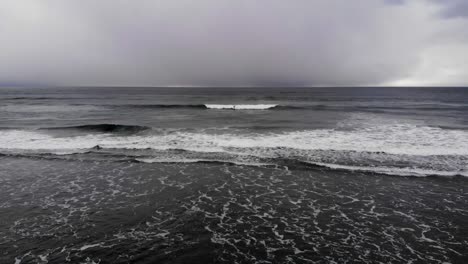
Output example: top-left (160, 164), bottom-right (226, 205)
top-left (0, 87), bottom-right (467, 263)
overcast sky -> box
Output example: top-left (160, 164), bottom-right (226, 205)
top-left (1, 0), bottom-right (467, 87)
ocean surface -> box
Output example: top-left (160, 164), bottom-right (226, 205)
top-left (0, 87), bottom-right (467, 263)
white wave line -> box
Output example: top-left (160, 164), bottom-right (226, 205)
top-left (205, 104), bottom-right (277, 110)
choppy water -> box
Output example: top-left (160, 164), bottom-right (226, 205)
top-left (0, 87), bottom-right (467, 263)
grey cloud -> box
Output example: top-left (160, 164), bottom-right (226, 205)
top-left (384, 0), bottom-right (406, 5)
top-left (392, 0), bottom-right (468, 19)
top-left (432, 0), bottom-right (468, 19)
top-left (0, 0), bottom-right (467, 86)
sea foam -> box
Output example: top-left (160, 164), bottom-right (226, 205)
top-left (1, 122), bottom-right (467, 177)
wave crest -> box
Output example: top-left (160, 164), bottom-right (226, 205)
top-left (123, 104), bottom-right (291, 110)
top-left (205, 104), bottom-right (278, 110)
top-left (127, 104), bottom-right (206, 109)
top-left (2, 123), bottom-right (468, 177)
top-left (42, 124), bottom-right (150, 133)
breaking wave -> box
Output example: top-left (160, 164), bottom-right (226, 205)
top-left (127, 104), bottom-right (280, 110)
top-left (1, 122), bottom-right (467, 177)
top-left (121, 103), bottom-right (468, 112)
top-left (204, 104), bottom-right (278, 110)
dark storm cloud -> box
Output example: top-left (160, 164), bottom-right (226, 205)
top-left (0, 0), bottom-right (467, 86)
top-left (429, 0), bottom-right (468, 19)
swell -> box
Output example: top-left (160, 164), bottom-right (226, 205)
top-left (0, 97), bottom-right (93, 101)
top-left (274, 105), bottom-right (468, 111)
top-left (125, 104), bottom-right (207, 109)
top-left (3, 102), bottom-right (466, 112)
top-left (40, 124), bottom-right (150, 133)
top-left (126, 104), bottom-right (281, 110)
top-left (10, 103), bottom-right (460, 112)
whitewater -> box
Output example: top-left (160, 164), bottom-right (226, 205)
top-left (1, 121), bottom-right (467, 177)
top-left (204, 104), bottom-right (278, 110)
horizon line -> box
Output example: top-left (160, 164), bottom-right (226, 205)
top-left (1, 85), bottom-right (468, 89)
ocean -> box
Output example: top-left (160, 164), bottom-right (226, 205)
top-left (0, 87), bottom-right (467, 263)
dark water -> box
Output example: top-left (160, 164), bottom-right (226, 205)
top-left (0, 87), bottom-right (467, 263)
